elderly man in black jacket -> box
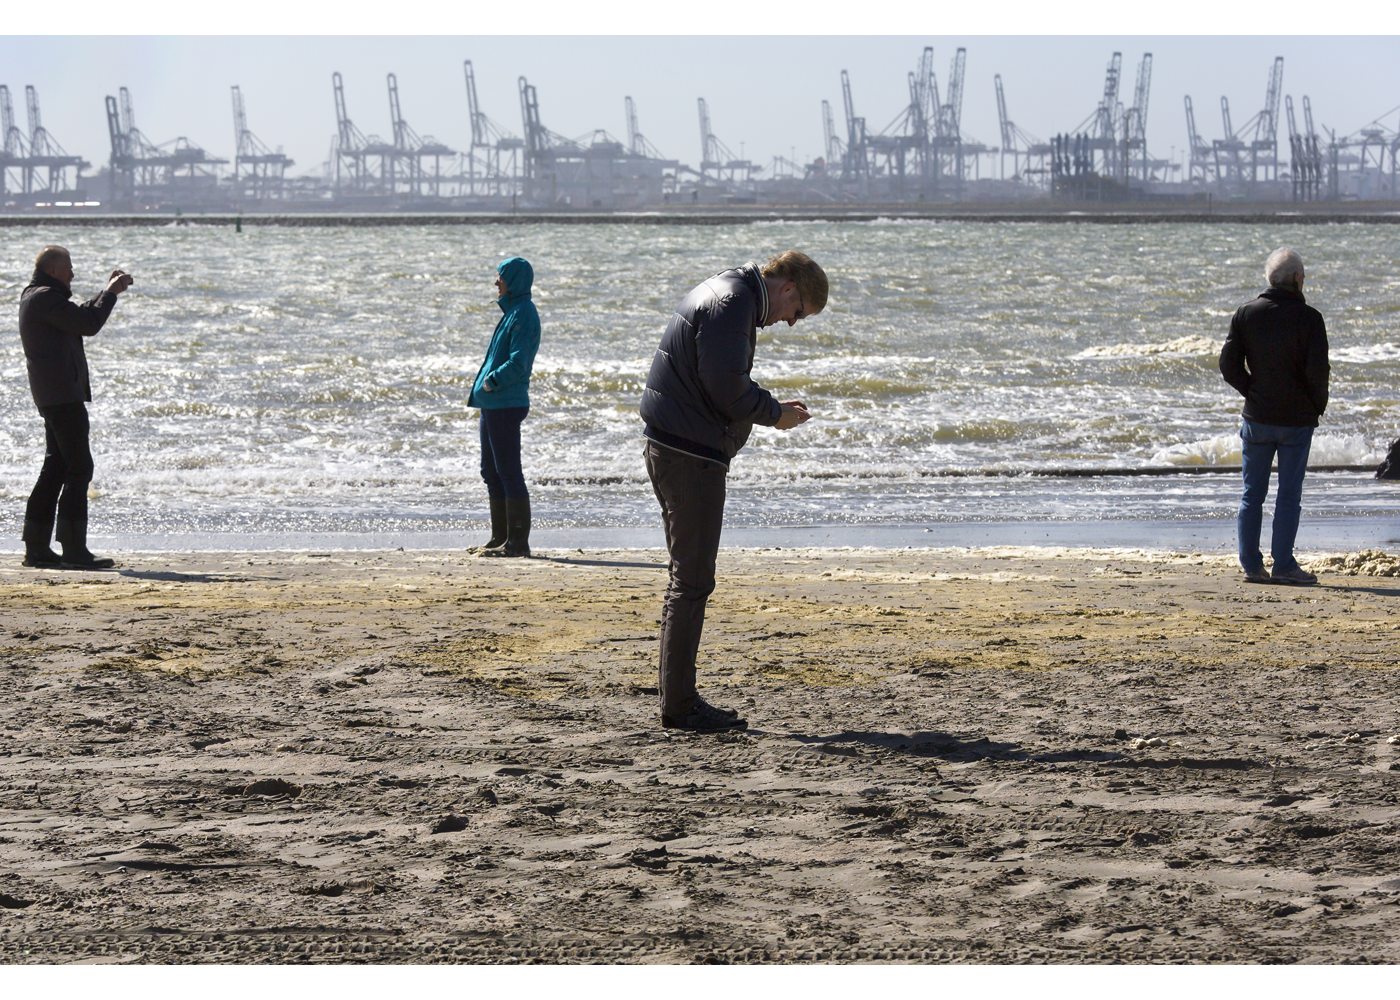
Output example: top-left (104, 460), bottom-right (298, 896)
top-left (1219, 246), bottom-right (1329, 586)
top-left (18, 246), bottom-right (133, 569)
top-left (640, 251), bottom-right (827, 731)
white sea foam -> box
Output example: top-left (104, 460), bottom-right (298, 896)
top-left (1072, 335), bottom-right (1220, 359)
top-left (1149, 434), bottom-right (1241, 466)
top-left (3, 221), bottom-right (1396, 538)
top-left (1332, 342), bottom-right (1400, 364)
top-left (1151, 432), bottom-right (1384, 467)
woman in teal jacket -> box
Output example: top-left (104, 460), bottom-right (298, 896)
top-left (468, 256), bottom-right (541, 557)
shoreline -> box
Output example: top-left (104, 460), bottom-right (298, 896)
top-left (0, 513), bottom-right (1394, 556)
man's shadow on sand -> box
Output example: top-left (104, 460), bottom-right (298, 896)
top-left (541, 555), bottom-right (667, 571)
top-left (1321, 582), bottom-right (1400, 598)
top-left (115, 568), bottom-right (280, 584)
top-left (784, 729), bottom-right (1131, 765)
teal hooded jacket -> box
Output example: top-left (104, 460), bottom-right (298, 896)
top-left (469, 257), bottom-right (540, 410)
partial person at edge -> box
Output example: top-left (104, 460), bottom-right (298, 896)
top-left (1374, 437), bottom-right (1400, 480)
top-left (18, 245), bottom-right (134, 570)
top-left (467, 257), bottom-right (541, 558)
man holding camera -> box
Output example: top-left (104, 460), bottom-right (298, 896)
top-left (18, 245), bottom-right (133, 569)
top-left (640, 251), bottom-right (828, 732)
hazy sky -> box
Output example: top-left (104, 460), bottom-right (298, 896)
top-left (1, 34), bottom-right (1396, 180)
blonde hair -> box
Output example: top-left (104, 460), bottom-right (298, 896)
top-left (761, 250), bottom-right (828, 314)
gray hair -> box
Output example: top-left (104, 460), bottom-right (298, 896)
top-left (1264, 247), bottom-right (1305, 288)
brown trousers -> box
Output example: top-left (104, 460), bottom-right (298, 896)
top-left (644, 441), bottom-right (727, 717)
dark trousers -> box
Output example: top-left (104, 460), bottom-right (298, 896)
top-left (25, 402), bottom-right (93, 533)
top-left (479, 406), bottom-right (530, 500)
top-left (645, 441), bottom-right (727, 717)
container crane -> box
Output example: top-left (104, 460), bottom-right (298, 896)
top-left (11, 85), bottom-right (86, 196)
top-left (994, 74), bottom-right (1051, 184)
top-left (624, 96), bottom-right (664, 159)
top-left (331, 71), bottom-right (370, 190)
top-left (230, 85), bottom-right (292, 202)
top-left (839, 70), bottom-right (866, 184)
top-left (1212, 57), bottom-right (1285, 194)
top-left (101, 86), bottom-right (224, 207)
top-left (460, 60), bottom-right (522, 199)
top-left (1123, 53), bottom-right (1152, 181)
top-left (0, 86), bottom-right (27, 197)
top-left (386, 73), bottom-right (454, 198)
top-left (696, 97), bottom-right (748, 184)
top-left (821, 99), bottom-right (844, 168)
top-left (933, 47), bottom-right (968, 190)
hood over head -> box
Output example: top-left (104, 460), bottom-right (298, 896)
top-left (497, 257), bottom-right (533, 300)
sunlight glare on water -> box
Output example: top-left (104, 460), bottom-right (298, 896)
top-left (1, 220), bottom-right (1396, 537)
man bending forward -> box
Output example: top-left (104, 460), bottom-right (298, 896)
top-left (639, 251), bottom-right (828, 731)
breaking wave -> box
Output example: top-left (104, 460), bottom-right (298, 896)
top-left (1072, 335), bottom-right (1220, 359)
top-left (1151, 433), bottom-right (1385, 467)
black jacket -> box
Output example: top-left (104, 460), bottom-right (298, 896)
top-left (18, 269), bottom-right (118, 408)
top-left (1219, 285), bottom-right (1329, 428)
top-left (640, 262), bottom-right (782, 465)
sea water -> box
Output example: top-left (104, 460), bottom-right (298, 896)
top-left (1, 219), bottom-right (1396, 549)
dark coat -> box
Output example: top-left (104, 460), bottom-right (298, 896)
top-left (18, 269), bottom-right (118, 409)
top-left (1219, 285), bottom-right (1329, 428)
top-left (639, 262), bottom-right (782, 465)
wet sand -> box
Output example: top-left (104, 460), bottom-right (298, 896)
top-left (1, 544), bottom-right (1399, 964)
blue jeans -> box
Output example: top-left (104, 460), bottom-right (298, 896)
top-left (1238, 419), bottom-right (1313, 574)
top-left (478, 405), bottom-right (529, 500)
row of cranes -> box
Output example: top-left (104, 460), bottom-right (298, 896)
top-left (830, 48), bottom-right (1156, 202)
top-left (1325, 105), bottom-right (1400, 201)
top-left (1048, 52), bottom-right (1165, 201)
top-left (1183, 56), bottom-right (1284, 195)
top-left (331, 64), bottom-right (677, 207)
top-left (231, 85), bottom-right (294, 202)
top-left (0, 85), bottom-right (87, 202)
top-left (10, 49), bottom-right (1400, 211)
top-left (828, 46), bottom-right (989, 200)
top-left (331, 71), bottom-right (456, 202)
top-left (104, 87), bottom-right (227, 207)
top-left (1183, 57), bottom-right (1400, 201)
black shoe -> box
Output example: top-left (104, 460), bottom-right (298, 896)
top-left (60, 549), bottom-right (116, 570)
top-left (662, 700), bottom-right (748, 732)
top-left (22, 547), bottom-right (62, 568)
top-left (695, 696), bottom-right (739, 719)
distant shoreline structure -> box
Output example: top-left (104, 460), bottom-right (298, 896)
top-left (3, 204), bottom-right (1400, 226)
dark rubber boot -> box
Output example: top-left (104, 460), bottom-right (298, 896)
top-left (467, 496), bottom-right (508, 554)
top-left (21, 518), bottom-right (61, 568)
top-left (480, 497), bottom-right (530, 558)
top-left (56, 517), bottom-right (115, 570)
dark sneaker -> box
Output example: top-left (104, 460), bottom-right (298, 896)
top-left (22, 548), bottom-right (62, 568)
top-left (662, 700), bottom-right (748, 732)
top-left (60, 550), bottom-right (116, 570)
top-left (1243, 568), bottom-right (1271, 583)
top-left (694, 696), bottom-right (739, 719)
top-left (1271, 566), bottom-right (1317, 586)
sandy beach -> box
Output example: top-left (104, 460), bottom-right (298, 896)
top-left (2, 543), bottom-right (1399, 964)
